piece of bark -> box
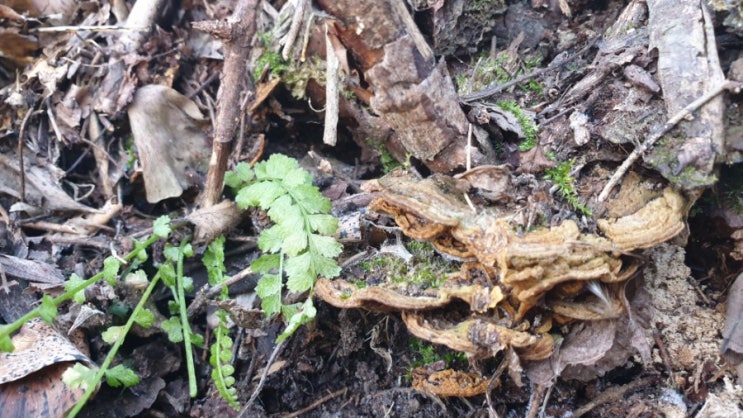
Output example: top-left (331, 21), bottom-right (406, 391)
top-left (316, 0), bottom-right (486, 173)
top-left (644, 0), bottom-right (725, 188)
top-left (0, 255), bottom-right (64, 286)
top-left (722, 273), bottom-right (743, 367)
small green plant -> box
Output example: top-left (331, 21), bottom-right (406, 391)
top-left (497, 100), bottom-right (537, 151)
top-left (253, 32), bottom-right (289, 80)
top-left (203, 236), bottom-right (239, 409)
top-left (544, 159), bottom-right (592, 216)
top-left (407, 337), bottom-right (467, 378)
top-left (518, 79), bottom-right (544, 94)
top-left (225, 154), bottom-right (342, 342)
top-left (455, 54), bottom-right (513, 95)
top-left (367, 138), bottom-right (402, 174)
top-left (0, 216), bottom-right (181, 417)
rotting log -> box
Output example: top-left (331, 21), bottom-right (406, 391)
top-left (315, 0), bottom-right (485, 172)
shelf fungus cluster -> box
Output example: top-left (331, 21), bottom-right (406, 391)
top-left (316, 170), bottom-right (687, 397)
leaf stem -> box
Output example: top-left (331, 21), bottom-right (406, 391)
top-left (67, 270), bottom-right (162, 418)
top-left (0, 234), bottom-right (160, 348)
top-left (176, 239), bottom-right (198, 397)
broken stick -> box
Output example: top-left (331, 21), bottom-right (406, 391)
top-left (598, 80), bottom-right (742, 202)
top-left (195, 0), bottom-right (259, 208)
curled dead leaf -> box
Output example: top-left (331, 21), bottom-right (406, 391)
top-left (0, 319), bottom-right (96, 417)
top-left (128, 85), bottom-right (211, 203)
top-left (454, 165), bottom-right (513, 202)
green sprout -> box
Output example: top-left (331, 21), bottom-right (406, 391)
top-left (497, 100), bottom-right (538, 151)
top-left (544, 159), bottom-right (592, 216)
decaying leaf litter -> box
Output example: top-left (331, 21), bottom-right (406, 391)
top-left (1, 0), bottom-right (743, 416)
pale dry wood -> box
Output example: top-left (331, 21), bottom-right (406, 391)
top-left (322, 23), bottom-right (339, 146)
top-left (280, 0), bottom-right (309, 60)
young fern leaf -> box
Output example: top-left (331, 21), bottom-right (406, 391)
top-left (203, 236), bottom-right (239, 409)
top-left (210, 311), bottom-right (239, 409)
top-left (230, 154), bottom-right (342, 342)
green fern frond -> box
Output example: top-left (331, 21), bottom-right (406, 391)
top-left (228, 154), bottom-right (342, 342)
top-left (209, 311), bottom-right (239, 409)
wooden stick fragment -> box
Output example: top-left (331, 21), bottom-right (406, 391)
top-left (598, 80), bottom-right (741, 202)
top-left (322, 23), bottom-right (340, 146)
top-left (281, 0), bottom-right (309, 60)
top-left (195, 0), bottom-right (259, 208)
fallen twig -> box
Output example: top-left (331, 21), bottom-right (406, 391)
top-left (282, 388), bottom-right (348, 418)
top-left (195, 0), bottom-right (259, 207)
top-left (185, 265), bottom-right (255, 318)
top-left (323, 23), bottom-right (340, 146)
top-left (572, 376), bottom-right (659, 417)
top-left (16, 105), bottom-right (35, 203)
top-left (598, 80), bottom-right (742, 202)
top-left (460, 37), bottom-right (598, 103)
top-left (281, 0), bottom-right (309, 60)
top-left (240, 339), bottom-right (287, 416)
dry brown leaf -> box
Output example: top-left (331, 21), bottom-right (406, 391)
top-left (517, 144), bottom-right (555, 173)
top-left (30, 0), bottom-right (77, 21)
top-left (0, 319), bottom-right (96, 416)
top-left (0, 319), bottom-right (94, 383)
top-left (0, 255), bottom-right (64, 286)
top-left (187, 200), bottom-right (243, 244)
top-left (128, 85), bottom-right (211, 203)
top-left (25, 60), bottom-right (68, 98)
top-left (0, 154), bottom-right (97, 213)
top-left (0, 362), bottom-right (86, 417)
top-left (0, 30), bottom-right (38, 65)
top-left (454, 165), bottom-right (513, 202)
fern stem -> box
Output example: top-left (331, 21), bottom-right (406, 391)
top-left (176, 239), bottom-right (198, 397)
top-left (0, 234), bottom-right (160, 348)
top-left (67, 270), bottom-right (162, 418)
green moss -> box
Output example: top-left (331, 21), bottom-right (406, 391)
top-left (497, 100), bottom-right (538, 151)
top-left (283, 55), bottom-right (327, 99)
top-left (544, 159), bottom-right (592, 216)
top-left (406, 337), bottom-right (468, 379)
top-left (518, 79), bottom-right (544, 94)
top-left (409, 338), bottom-right (440, 365)
top-left (455, 54), bottom-right (512, 95)
top-left (367, 138), bottom-right (400, 174)
top-left (455, 51), bottom-right (543, 96)
top-left (359, 241), bottom-right (455, 290)
top-left (660, 163), bottom-right (718, 189)
top-left (253, 31), bottom-right (289, 81)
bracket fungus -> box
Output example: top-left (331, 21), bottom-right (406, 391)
top-left (316, 170), bottom-right (687, 396)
